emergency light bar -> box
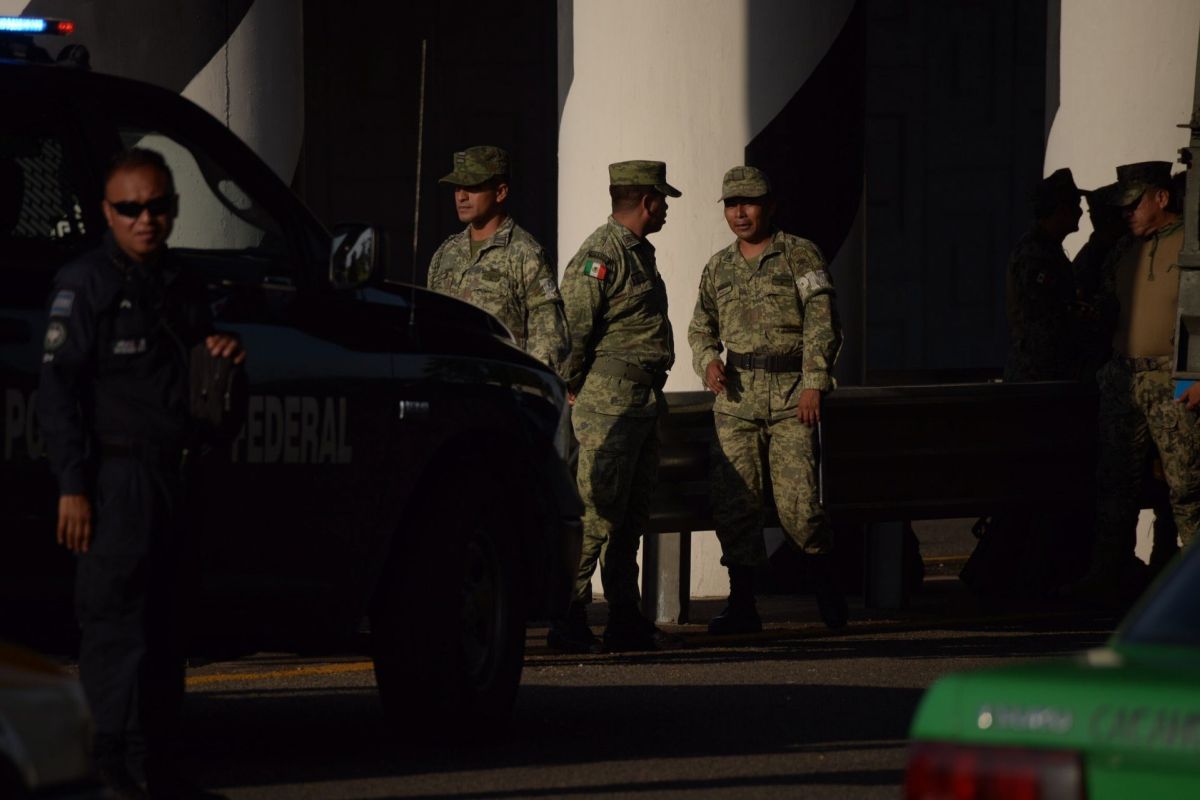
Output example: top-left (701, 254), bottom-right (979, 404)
top-left (0, 17), bottom-right (75, 36)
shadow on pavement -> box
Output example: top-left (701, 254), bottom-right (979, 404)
top-left (183, 681), bottom-right (915, 791)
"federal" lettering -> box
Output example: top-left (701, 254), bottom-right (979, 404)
top-left (231, 394), bottom-right (353, 465)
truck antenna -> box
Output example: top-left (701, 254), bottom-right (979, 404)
top-left (410, 38), bottom-right (428, 329)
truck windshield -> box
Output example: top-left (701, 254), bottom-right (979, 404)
top-left (118, 127), bottom-right (286, 259)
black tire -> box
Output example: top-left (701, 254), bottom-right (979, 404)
top-left (370, 470), bottom-right (526, 739)
top-left (0, 758), bottom-right (28, 799)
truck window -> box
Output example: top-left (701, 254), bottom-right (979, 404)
top-left (116, 126), bottom-right (290, 269)
top-left (1, 123), bottom-right (93, 274)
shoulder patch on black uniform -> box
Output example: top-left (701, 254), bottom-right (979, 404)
top-left (49, 290), bottom-right (75, 318)
top-left (44, 320), bottom-right (68, 352)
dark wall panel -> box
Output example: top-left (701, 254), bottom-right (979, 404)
top-left (864, 0), bottom-right (1047, 375)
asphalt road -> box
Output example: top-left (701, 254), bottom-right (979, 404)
top-left (177, 583), bottom-right (1116, 800)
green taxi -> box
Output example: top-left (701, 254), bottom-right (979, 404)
top-left (905, 544), bottom-right (1200, 799)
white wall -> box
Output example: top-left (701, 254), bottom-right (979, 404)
top-left (1046, 0), bottom-right (1200, 256)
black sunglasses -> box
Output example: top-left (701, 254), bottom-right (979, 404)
top-left (108, 195), bottom-right (176, 218)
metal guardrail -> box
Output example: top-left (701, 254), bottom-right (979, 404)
top-left (643, 381), bottom-right (1096, 621)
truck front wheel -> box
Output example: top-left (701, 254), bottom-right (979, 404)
top-left (370, 474), bottom-right (525, 738)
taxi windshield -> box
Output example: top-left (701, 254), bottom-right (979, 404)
top-left (1121, 546), bottom-right (1200, 648)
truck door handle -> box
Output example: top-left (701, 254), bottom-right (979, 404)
top-left (398, 400), bottom-right (430, 420)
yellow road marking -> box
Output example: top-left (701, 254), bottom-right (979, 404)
top-left (186, 661), bottom-right (374, 688)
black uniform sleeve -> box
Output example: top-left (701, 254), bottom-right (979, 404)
top-left (170, 264), bottom-right (215, 347)
top-left (37, 277), bottom-right (98, 495)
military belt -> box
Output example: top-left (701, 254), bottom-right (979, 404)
top-left (726, 350), bottom-right (804, 373)
top-left (590, 357), bottom-right (667, 390)
top-left (99, 438), bottom-right (186, 469)
top-left (1116, 355), bottom-right (1171, 372)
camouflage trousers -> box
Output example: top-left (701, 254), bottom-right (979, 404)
top-left (710, 412), bottom-right (831, 567)
top-left (1093, 359), bottom-right (1200, 569)
top-left (571, 407), bottom-right (660, 607)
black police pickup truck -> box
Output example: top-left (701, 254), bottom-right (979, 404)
top-left (0, 19), bottom-right (582, 734)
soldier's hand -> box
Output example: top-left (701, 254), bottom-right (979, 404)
top-left (57, 494), bottom-right (93, 554)
top-left (567, 391), bottom-right (576, 406)
top-left (1176, 383), bottom-right (1200, 411)
top-left (206, 333), bottom-right (246, 365)
top-left (796, 388), bottom-right (822, 426)
top-left (705, 359), bottom-right (727, 395)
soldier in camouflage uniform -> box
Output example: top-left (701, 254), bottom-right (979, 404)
top-left (1071, 161), bottom-right (1200, 602)
top-left (1004, 168), bottom-right (1086, 382)
top-left (1073, 180), bottom-right (1179, 575)
top-left (547, 160), bottom-right (679, 653)
top-left (687, 166), bottom-right (846, 634)
top-left (427, 146), bottom-right (568, 375)
top-left (965, 171), bottom-right (1091, 604)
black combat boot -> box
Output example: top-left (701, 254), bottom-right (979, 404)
top-left (603, 604), bottom-right (682, 652)
top-left (95, 763), bottom-right (149, 800)
top-left (707, 565), bottom-right (762, 635)
top-left (808, 554), bottom-right (848, 630)
top-left (546, 601), bottom-right (601, 653)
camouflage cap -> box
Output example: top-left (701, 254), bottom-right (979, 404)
top-left (1033, 167), bottom-right (1087, 207)
top-left (1114, 161), bottom-right (1173, 206)
top-left (719, 165), bottom-right (771, 201)
top-left (439, 145), bottom-right (510, 187)
top-left (608, 160), bottom-right (681, 197)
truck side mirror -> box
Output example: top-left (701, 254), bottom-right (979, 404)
top-left (330, 223), bottom-right (383, 289)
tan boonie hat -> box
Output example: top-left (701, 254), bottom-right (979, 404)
top-left (608, 160), bottom-right (681, 197)
top-left (1114, 161), bottom-right (1173, 206)
top-left (719, 165), bottom-right (771, 201)
top-left (439, 145), bottom-right (510, 186)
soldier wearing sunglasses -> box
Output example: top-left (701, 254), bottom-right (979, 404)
top-left (37, 148), bottom-right (243, 798)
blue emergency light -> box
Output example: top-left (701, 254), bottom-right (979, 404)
top-left (0, 17), bottom-right (74, 36)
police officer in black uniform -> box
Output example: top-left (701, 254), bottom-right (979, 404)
top-left (38, 148), bottom-right (243, 799)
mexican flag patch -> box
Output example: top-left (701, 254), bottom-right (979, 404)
top-left (583, 258), bottom-right (609, 281)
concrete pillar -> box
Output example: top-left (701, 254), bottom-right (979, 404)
top-left (179, 0), bottom-right (304, 185)
top-left (1045, 0), bottom-right (1200, 256)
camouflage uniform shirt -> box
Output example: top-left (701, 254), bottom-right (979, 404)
top-left (427, 216), bottom-right (568, 376)
top-left (560, 217), bottom-right (674, 417)
top-left (688, 230), bottom-right (842, 421)
top-left (1004, 227), bottom-right (1078, 382)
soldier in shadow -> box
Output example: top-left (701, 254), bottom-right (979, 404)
top-left (963, 169), bottom-right (1091, 607)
